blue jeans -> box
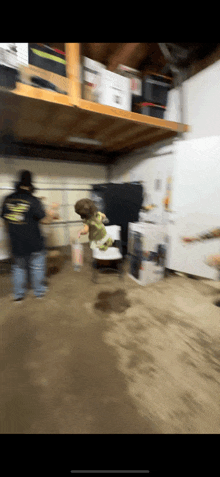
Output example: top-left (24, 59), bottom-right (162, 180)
top-left (11, 251), bottom-right (47, 299)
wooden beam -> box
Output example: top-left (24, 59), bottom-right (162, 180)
top-left (107, 43), bottom-right (141, 72)
top-left (104, 123), bottom-right (149, 149)
top-left (82, 43), bottom-right (111, 63)
top-left (95, 120), bottom-right (130, 143)
top-left (119, 129), bottom-right (177, 154)
top-left (79, 99), bottom-right (189, 132)
top-left (189, 44), bottom-right (220, 79)
top-left (65, 43), bottom-right (81, 106)
top-left (14, 82), bottom-right (71, 106)
top-left (0, 141), bottom-right (109, 164)
top-left (108, 126), bottom-right (173, 153)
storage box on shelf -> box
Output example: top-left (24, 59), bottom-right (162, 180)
top-left (116, 64), bottom-right (142, 97)
top-left (0, 43), bottom-right (19, 90)
top-left (101, 69), bottom-right (131, 111)
top-left (142, 74), bottom-right (171, 106)
top-left (132, 98), bottom-right (167, 119)
top-left (81, 56), bottom-right (106, 103)
top-left (15, 44), bottom-right (68, 95)
top-left (28, 44), bottom-right (67, 77)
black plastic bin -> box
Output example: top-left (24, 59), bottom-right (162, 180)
top-left (142, 74), bottom-right (171, 106)
top-left (132, 100), bottom-right (166, 119)
top-left (28, 44), bottom-right (66, 77)
top-left (0, 65), bottom-right (18, 89)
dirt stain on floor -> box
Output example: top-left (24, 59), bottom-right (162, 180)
top-left (94, 289), bottom-right (131, 314)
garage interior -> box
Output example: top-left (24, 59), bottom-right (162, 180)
top-left (1, 43), bottom-right (220, 447)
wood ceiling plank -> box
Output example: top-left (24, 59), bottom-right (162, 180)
top-left (81, 43), bottom-right (115, 64)
top-left (117, 129), bottom-right (177, 154)
top-left (107, 126), bottom-right (170, 152)
top-left (17, 96), bottom-right (50, 123)
top-left (15, 119), bottom-right (45, 140)
top-left (94, 118), bottom-right (131, 142)
top-left (106, 126), bottom-right (157, 152)
top-left (54, 115), bottom-right (86, 143)
top-left (107, 43), bottom-right (141, 72)
top-left (189, 44), bottom-right (220, 79)
top-left (104, 122), bottom-right (149, 148)
top-left (120, 43), bottom-right (151, 70)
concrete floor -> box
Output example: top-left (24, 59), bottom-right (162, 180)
top-left (0, 244), bottom-right (220, 434)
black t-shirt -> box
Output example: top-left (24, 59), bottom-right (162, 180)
top-left (1, 189), bottom-right (46, 257)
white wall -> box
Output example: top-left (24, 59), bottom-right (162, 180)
top-left (165, 59), bottom-right (220, 140)
top-left (109, 59), bottom-right (220, 277)
top-left (0, 156), bottom-right (107, 257)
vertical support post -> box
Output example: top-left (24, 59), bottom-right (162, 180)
top-left (65, 43), bottom-right (81, 106)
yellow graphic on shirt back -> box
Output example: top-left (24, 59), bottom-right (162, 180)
top-left (4, 202), bottom-right (30, 223)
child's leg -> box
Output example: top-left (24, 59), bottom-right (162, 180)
top-left (99, 238), bottom-right (114, 251)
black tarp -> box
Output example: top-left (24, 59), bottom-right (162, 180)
top-left (92, 183), bottom-right (143, 257)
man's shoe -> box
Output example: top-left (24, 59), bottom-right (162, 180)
top-left (13, 297), bottom-right (25, 303)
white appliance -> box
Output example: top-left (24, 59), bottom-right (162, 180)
top-left (128, 222), bottom-right (166, 286)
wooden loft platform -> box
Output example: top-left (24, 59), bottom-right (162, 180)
top-left (0, 43), bottom-right (190, 164)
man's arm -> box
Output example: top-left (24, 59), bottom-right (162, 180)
top-left (79, 224), bottom-right (89, 235)
top-left (200, 228), bottom-right (220, 240)
top-left (40, 213), bottom-right (54, 225)
top-left (183, 228), bottom-right (220, 243)
top-left (39, 203), bottom-right (60, 225)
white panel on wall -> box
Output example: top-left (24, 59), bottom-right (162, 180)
top-left (165, 59), bottom-right (220, 141)
top-left (184, 60), bottom-right (220, 141)
top-left (172, 136), bottom-right (220, 220)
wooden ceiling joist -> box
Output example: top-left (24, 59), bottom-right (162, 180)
top-left (107, 43), bottom-right (141, 72)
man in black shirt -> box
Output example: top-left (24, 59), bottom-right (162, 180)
top-left (1, 170), bottom-right (57, 302)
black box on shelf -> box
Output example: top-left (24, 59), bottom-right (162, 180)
top-left (132, 98), bottom-right (166, 119)
top-left (131, 94), bottom-right (143, 113)
top-left (0, 65), bottom-right (18, 89)
top-left (28, 44), bottom-right (66, 77)
top-left (142, 74), bottom-right (171, 106)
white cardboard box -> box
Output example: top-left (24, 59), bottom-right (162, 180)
top-left (101, 69), bottom-right (131, 111)
top-left (116, 64), bottom-right (142, 96)
top-left (82, 56), bottom-right (106, 103)
top-left (128, 222), bottom-right (167, 286)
